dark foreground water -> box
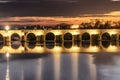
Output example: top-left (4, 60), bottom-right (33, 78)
top-left (0, 41), bottom-right (120, 80)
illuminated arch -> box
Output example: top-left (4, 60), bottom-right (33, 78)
top-left (11, 42), bottom-right (20, 49)
top-left (46, 42), bottom-right (55, 49)
top-left (82, 41), bottom-right (90, 48)
top-left (27, 33), bottom-right (36, 42)
top-left (0, 42), bottom-right (3, 49)
top-left (27, 42), bottom-right (36, 49)
top-left (82, 32), bottom-right (90, 41)
top-left (64, 41), bottom-right (72, 48)
top-left (64, 32), bottom-right (72, 41)
top-left (102, 41), bottom-right (110, 48)
top-left (46, 32), bottom-right (55, 41)
top-left (0, 34), bottom-right (4, 42)
top-left (11, 33), bottom-right (20, 41)
top-left (101, 32), bottom-right (111, 41)
top-left (119, 35), bottom-right (120, 40)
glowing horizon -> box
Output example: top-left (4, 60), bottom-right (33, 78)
top-left (104, 11), bottom-right (120, 16)
top-left (0, 13), bottom-right (120, 25)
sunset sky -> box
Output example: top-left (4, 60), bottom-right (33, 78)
top-left (0, 0), bottom-right (120, 25)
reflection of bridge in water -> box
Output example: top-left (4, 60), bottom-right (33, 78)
top-left (0, 41), bottom-right (120, 54)
top-left (0, 29), bottom-right (120, 42)
top-left (1, 29), bottom-right (120, 80)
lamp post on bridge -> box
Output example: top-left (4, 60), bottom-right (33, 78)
top-left (5, 25), bottom-right (10, 42)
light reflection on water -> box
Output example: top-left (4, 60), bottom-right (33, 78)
top-left (0, 41), bottom-right (120, 54)
top-left (1, 53), bottom-right (120, 80)
top-left (0, 41), bottom-right (120, 80)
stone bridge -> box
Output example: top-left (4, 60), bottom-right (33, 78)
top-left (0, 29), bottom-right (120, 42)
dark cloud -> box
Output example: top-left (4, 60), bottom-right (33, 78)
top-left (0, 0), bottom-right (119, 17)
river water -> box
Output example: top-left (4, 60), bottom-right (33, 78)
top-left (0, 41), bottom-right (120, 80)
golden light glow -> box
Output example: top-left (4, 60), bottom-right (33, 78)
top-left (72, 32), bottom-right (79, 35)
top-left (36, 32), bottom-right (42, 36)
top-left (5, 61), bottom-right (10, 80)
top-left (106, 45), bottom-right (118, 52)
top-left (105, 11), bottom-right (120, 16)
top-left (86, 46), bottom-right (99, 52)
top-left (21, 32), bottom-right (24, 36)
top-left (5, 25), bottom-right (10, 30)
top-left (6, 53), bottom-right (10, 58)
top-left (89, 30), bottom-right (99, 34)
top-left (54, 31), bottom-right (62, 35)
top-left (47, 46), bottom-right (62, 54)
top-left (34, 30), bottom-right (44, 36)
top-left (21, 47), bottom-right (24, 51)
top-left (71, 24), bottom-right (79, 29)
top-left (109, 30), bottom-right (117, 35)
top-left (52, 46), bottom-right (62, 53)
top-left (54, 53), bottom-right (61, 80)
top-left (32, 46), bottom-right (44, 53)
top-left (67, 46), bottom-right (80, 52)
top-left (71, 53), bottom-right (78, 80)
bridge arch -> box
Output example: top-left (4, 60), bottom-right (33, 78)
top-left (11, 42), bottom-right (20, 49)
top-left (27, 42), bottom-right (36, 49)
top-left (101, 32), bottom-right (111, 41)
top-left (0, 34), bottom-right (4, 42)
top-left (11, 33), bottom-right (20, 41)
top-left (81, 32), bottom-right (90, 41)
top-left (82, 41), bottom-right (90, 48)
top-left (0, 42), bottom-right (3, 49)
top-left (64, 32), bottom-right (73, 41)
top-left (91, 34), bottom-right (100, 41)
top-left (46, 42), bottom-right (55, 49)
top-left (27, 33), bottom-right (36, 42)
top-left (64, 41), bottom-right (72, 49)
top-left (46, 32), bottom-right (55, 41)
top-left (102, 41), bottom-right (110, 48)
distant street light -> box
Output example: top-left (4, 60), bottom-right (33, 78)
top-left (5, 25), bottom-right (10, 42)
top-left (5, 25), bottom-right (10, 30)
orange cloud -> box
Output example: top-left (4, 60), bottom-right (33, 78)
top-left (0, 16), bottom-right (120, 26)
top-left (104, 11), bottom-right (120, 16)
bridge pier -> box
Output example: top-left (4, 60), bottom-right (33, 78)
top-left (91, 34), bottom-right (100, 42)
top-left (73, 35), bottom-right (80, 42)
top-left (21, 35), bottom-right (25, 42)
top-left (36, 35), bottom-right (40, 42)
top-left (55, 35), bottom-right (62, 43)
